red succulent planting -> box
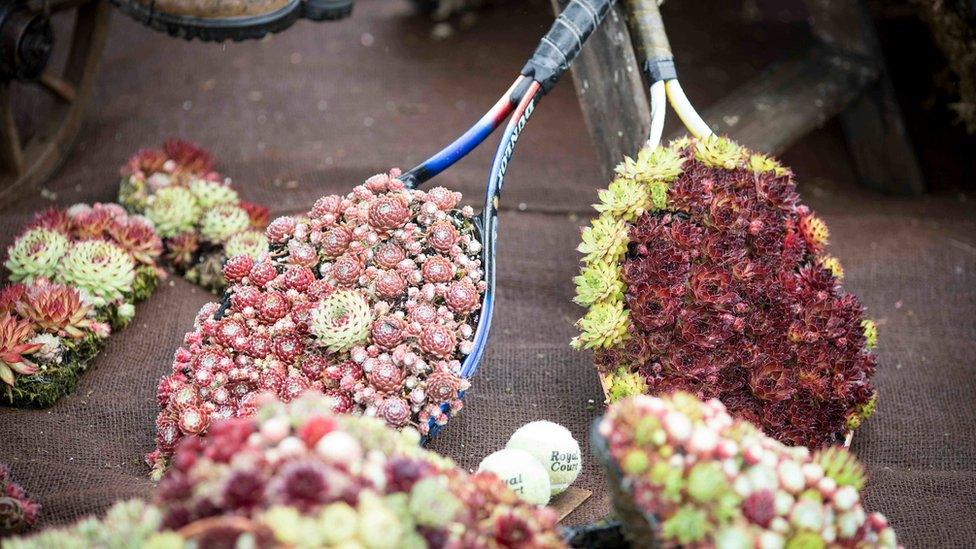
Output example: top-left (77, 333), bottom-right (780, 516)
top-left (164, 232), bottom-right (199, 269)
top-left (0, 313), bottom-right (40, 387)
top-left (575, 138), bottom-right (878, 449)
top-left (0, 463), bottom-right (40, 535)
top-left (148, 392), bottom-right (563, 547)
top-left (148, 170), bottom-right (485, 475)
top-left (15, 283), bottom-right (93, 340)
top-left (163, 138), bottom-right (215, 176)
top-left (239, 200), bottom-right (270, 229)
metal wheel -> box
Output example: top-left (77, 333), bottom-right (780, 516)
top-left (0, 0), bottom-right (109, 203)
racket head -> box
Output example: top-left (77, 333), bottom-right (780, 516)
top-left (423, 215), bottom-right (495, 440)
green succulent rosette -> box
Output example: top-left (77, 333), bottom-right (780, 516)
top-left (56, 241), bottom-right (136, 307)
top-left (224, 230), bottom-right (269, 261)
top-left (199, 204), bottom-right (251, 243)
top-left (311, 290), bottom-right (373, 353)
top-left (145, 186), bottom-right (201, 238)
top-left (4, 228), bottom-right (70, 284)
top-left (188, 177), bottom-right (239, 209)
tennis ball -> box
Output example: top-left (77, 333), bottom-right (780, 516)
top-left (506, 421), bottom-right (582, 495)
top-left (478, 448), bottom-right (552, 505)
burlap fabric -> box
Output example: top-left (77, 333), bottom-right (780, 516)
top-left (1, 1), bottom-right (973, 546)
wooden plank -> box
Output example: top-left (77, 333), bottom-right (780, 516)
top-left (550, 0), bottom-right (651, 181)
top-left (804, 0), bottom-right (925, 194)
top-left (669, 45), bottom-right (877, 155)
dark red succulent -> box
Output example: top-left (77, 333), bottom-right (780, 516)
top-left (578, 139), bottom-right (878, 449)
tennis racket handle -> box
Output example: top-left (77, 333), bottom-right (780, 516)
top-left (521, 0), bottom-right (616, 94)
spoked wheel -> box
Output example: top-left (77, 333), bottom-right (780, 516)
top-left (0, 0), bottom-right (108, 203)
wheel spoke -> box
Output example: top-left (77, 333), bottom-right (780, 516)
top-left (0, 85), bottom-right (25, 176)
top-left (38, 72), bottom-right (76, 103)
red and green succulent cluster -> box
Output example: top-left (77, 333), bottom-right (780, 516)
top-left (118, 139), bottom-right (270, 292)
top-left (574, 137), bottom-right (878, 449)
top-left (148, 169), bottom-right (485, 475)
top-left (1, 203), bottom-right (165, 406)
top-left (11, 393), bottom-right (564, 548)
top-left (0, 463), bottom-right (39, 535)
top-left (598, 393), bottom-right (899, 548)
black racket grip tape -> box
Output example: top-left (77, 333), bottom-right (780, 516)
top-left (521, 0), bottom-right (616, 94)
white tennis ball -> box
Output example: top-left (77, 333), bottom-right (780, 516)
top-left (478, 448), bottom-right (552, 505)
top-left (506, 421), bottom-right (582, 495)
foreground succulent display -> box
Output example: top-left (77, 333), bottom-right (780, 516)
top-left (573, 137), bottom-right (879, 449)
top-left (148, 169), bottom-right (485, 475)
top-left (1, 203), bottom-right (164, 406)
top-left (118, 139), bottom-right (270, 292)
top-left (11, 393), bottom-right (564, 548)
top-left (0, 463), bottom-right (39, 535)
top-left (595, 393), bottom-right (899, 548)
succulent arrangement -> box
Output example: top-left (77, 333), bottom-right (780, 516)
top-left (0, 463), bottom-right (39, 536)
top-left (1, 203), bottom-right (164, 406)
top-left (595, 392), bottom-right (899, 548)
top-left (11, 392), bottom-right (564, 548)
top-left (573, 137), bottom-right (879, 449)
top-left (118, 139), bottom-right (270, 292)
top-left (147, 169), bottom-right (485, 475)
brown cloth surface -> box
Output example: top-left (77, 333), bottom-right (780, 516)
top-left (2, 1), bottom-right (974, 547)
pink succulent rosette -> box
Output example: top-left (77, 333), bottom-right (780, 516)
top-left (148, 169), bottom-right (485, 475)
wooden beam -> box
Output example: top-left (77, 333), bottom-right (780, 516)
top-left (549, 0), bottom-right (651, 182)
top-left (672, 45), bottom-right (877, 155)
top-left (804, 0), bottom-right (925, 194)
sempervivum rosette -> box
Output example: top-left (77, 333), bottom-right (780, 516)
top-left (148, 169), bottom-right (485, 475)
top-left (3, 228), bottom-right (69, 284)
top-left (573, 138), bottom-right (879, 449)
top-left (0, 463), bottom-right (40, 536)
top-left (0, 204), bottom-right (166, 406)
top-left (12, 394), bottom-right (564, 548)
top-left (154, 392), bottom-right (563, 547)
top-left (118, 139), bottom-right (270, 292)
top-left (594, 393), bottom-right (899, 548)
top-left (56, 240), bottom-right (135, 308)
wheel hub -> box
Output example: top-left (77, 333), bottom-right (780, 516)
top-left (0, 1), bottom-right (53, 82)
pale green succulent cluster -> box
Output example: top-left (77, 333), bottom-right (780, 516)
top-left (56, 241), bottom-right (136, 307)
top-left (145, 186), bottom-right (200, 238)
top-left (5, 499), bottom-right (181, 549)
top-left (5, 228), bottom-right (70, 283)
top-left (189, 177), bottom-right (239, 209)
top-left (262, 481), bottom-right (460, 549)
top-left (571, 141), bottom-right (687, 351)
top-left (199, 204), bottom-right (251, 243)
top-left (604, 366), bottom-right (648, 403)
top-left (311, 290), bottom-right (373, 352)
top-left (693, 135), bottom-right (746, 170)
top-left (224, 230), bottom-right (269, 260)
top-left (862, 319), bottom-right (878, 350)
